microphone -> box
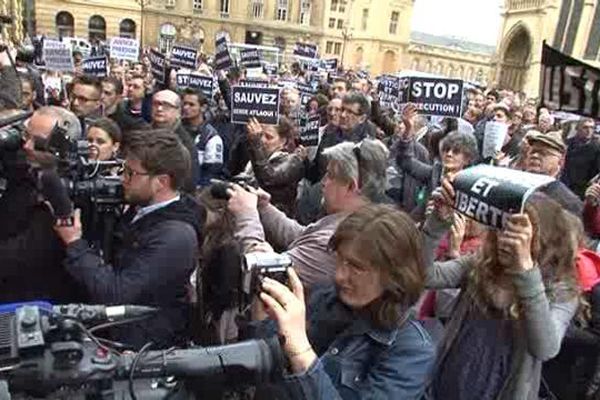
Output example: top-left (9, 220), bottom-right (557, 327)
top-left (39, 169), bottom-right (72, 219)
top-left (52, 304), bottom-right (159, 324)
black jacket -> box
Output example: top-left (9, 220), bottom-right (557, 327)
top-left (0, 153), bottom-right (85, 303)
top-left (63, 194), bottom-right (201, 349)
top-left (561, 136), bottom-right (600, 199)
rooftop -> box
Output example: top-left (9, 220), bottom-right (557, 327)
top-left (410, 31), bottom-right (496, 55)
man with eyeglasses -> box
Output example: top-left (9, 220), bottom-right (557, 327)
top-left (561, 118), bottom-right (600, 199)
top-left (54, 129), bottom-right (201, 349)
top-left (151, 90), bottom-right (200, 193)
top-left (69, 75), bottom-right (102, 134)
top-left (0, 106), bottom-right (86, 304)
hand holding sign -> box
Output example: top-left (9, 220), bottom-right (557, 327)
top-left (497, 214), bottom-right (534, 271)
top-left (401, 103), bottom-right (418, 140)
top-left (430, 177), bottom-right (456, 222)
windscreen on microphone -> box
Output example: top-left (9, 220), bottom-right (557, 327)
top-left (39, 169), bottom-right (72, 219)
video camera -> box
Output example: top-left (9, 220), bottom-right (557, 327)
top-left (240, 252), bottom-right (292, 311)
top-left (0, 303), bottom-right (283, 399)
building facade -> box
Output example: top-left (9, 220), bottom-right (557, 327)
top-left (1, 0), bottom-right (26, 44)
top-left (493, 0), bottom-right (600, 97)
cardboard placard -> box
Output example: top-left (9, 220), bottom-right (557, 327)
top-left (82, 56), bottom-right (107, 77)
top-left (215, 35), bottom-right (232, 71)
top-left (109, 37), bottom-right (139, 61)
top-left (177, 73), bottom-right (214, 98)
top-left (482, 122), bottom-right (509, 158)
top-left (403, 77), bottom-right (464, 117)
top-left (240, 48), bottom-right (262, 69)
top-left (377, 76), bottom-right (400, 109)
top-left (299, 113), bottom-right (320, 146)
top-left (149, 49), bottom-right (166, 84)
top-left (239, 79), bottom-right (271, 88)
top-left (263, 64), bottom-right (279, 76)
top-left (42, 40), bottom-right (74, 72)
top-left (453, 165), bottom-right (555, 229)
top-left (171, 44), bottom-right (198, 70)
top-left (322, 58), bottom-right (338, 72)
top-left (231, 86), bottom-right (280, 125)
top-left (297, 82), bottom-right (317, 106)
top-left (293, 43), bottom-right (318, 59)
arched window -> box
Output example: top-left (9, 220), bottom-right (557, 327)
top-left (119, 19), bottom-right (136, 39)
top-left (56, 11), bottom-right (74, 38)
top-left (88, 15), bottom-right (106, 41)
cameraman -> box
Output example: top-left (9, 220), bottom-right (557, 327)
top-left (54, 129), bottom-right (201, 349)
top-left (0, 106), bottom-right (85, 303)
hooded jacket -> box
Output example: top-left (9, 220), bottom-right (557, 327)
top-left (63, 194), bottom-right (201, 349)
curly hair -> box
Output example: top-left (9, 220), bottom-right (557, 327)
top-left (467, 193), bottom-right (581, 318)
top-left (329, 204), bottom-right (425, 329)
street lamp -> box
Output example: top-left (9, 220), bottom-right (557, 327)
top-left (135, 0), bottom-right (151, 48)
top-left (340, 25), bottom-right (352, 68)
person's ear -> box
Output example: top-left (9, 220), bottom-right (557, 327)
top-left (112, 142), bottom-right (120, 156)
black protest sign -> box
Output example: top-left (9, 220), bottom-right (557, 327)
top-left (453, 165), bottom-right (554, 229)
top-left (171, 44), bottom-right (197, 70)
top-left (231, 86), bottom-right (280, 125)
top-left (541, 42), bottom-right (600, 119)
top-left (149, 49), bottom-right (166, 84)
top-left (297, 82), bottom-right (317, 106)
top-left (240, 48), bottom-right (262, 69)
top-left (177, 73), bottom-right (214, 98)
top-left (322, 58), bottom-right (338, 72)
top-left (215, 36), bottom-right (232, 71)
top-left (82, 56), bottom-right (107, 77)
top-left (263, 64), bottom-right (278, 76)
top-left (294, 43), bottom-right (318, 59)
top-left (299, 114), bottom-right (320, 146)
top-left (404, 77), bottom-right (463, 117)
top-left (239, 79), bottom-right (271, 88)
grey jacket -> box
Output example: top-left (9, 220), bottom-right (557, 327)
top-left (234, 204), bottom-right (344, 289)
top-left (421, 214), bottom-right (579, 400)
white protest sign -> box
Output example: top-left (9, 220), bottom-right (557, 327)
top-left (482, 122), bottom-right (509, 158)
top-left (110, 38), bottom-right (140, 61)
top-left (42, 40), bottom-right (74, 72)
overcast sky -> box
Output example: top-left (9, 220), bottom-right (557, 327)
top-left (411, 0), bottom-right (504, 45)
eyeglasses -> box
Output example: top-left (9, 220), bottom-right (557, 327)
top-left (342, 106), bottom-right (363, 116)
top-left (152, 100), bottom-right (179, 110)
top-left (123, 164), bottom-right (152, 180)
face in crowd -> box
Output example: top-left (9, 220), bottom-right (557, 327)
top-left (327, 98), bottom-right (342, 127)
top-left (182, 94), bottom-right (204, 123)
top-left (340, 100), bottom-right (366, 133)
top-left (152, 91), bottom-right (181, 128)
top-left (127, 77), bottom-right (146, 102)
top-left (261, 124), bottom-right (287, 155)
top-left (21, 80), bottom-right (34, 111)
top-left (87, 126), bottom-right (119, 161)
top-left (331, 80), bottom-right (348, 99)
top-left (101, 81), bottom-right (121, 114)
top-left (577, 119), bottom-right (596, 141)
top-left (122, 157), bottom-right (156, 206)
top-left (525, 141), bottom-right (564, 178)
top-left (23, 112), bottom-right (58, 167)
top-left (70, 82), bottom-right (101, 118)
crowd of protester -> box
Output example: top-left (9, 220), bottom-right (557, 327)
top-left (2, 36), bottom-right (600, 399)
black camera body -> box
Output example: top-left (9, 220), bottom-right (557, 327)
top-left (241, 252), bottom-right (292, 310)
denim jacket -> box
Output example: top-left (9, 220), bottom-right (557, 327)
top-left (255, 287), bottom-right (435, 400)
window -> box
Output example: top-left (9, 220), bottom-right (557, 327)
top-left (300, 1), bottom-right (311, 25)
top-left (193, 0), bottom-right (203, 12)
top-left (326, 41), bottom-right (333, 53)
top-left (330, 0), bottom-right (338, 12)
top-left (55, 11), bottom-right (74, 38)
top-left (119, 19), bottom-right (136, 38)
top-left (328, 18), bottom-right (335, 28)
top-left (361, 9), bottom-right (368, 30)
top-left (165, 0), bottom-right (175, 7)
top-left (334, 42), bottom-right (342, 55)
top-left (159, 23), bottom-right (176, 53)
top-left (220, 0), bottom-right (230, 15)
top-left (88, 15), bottom-right (106, 41)
top-left (389, 11), bottom-right (399, 34)
top-left (339, 0), bottom-right (347, 12)
top-left (276, 0), bottom-right (288, 21)
top-left (251, 0), bottom-right (264, 18)
top-left (337, 19), bottom-right (344, 29)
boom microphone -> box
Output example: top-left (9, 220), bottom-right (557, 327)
top-left (39, 169), bottom-right (73, 219)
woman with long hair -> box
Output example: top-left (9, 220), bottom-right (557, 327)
top-left (253, 204), bottom-right (435, 399)
top-left (423, 178), bottom-right (581, 400)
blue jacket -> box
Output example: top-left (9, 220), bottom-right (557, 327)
top-left (255, 288), bottom-right (435, 400)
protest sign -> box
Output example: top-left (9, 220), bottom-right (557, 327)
top-left (82, 56), bottom-right (107, 77)
top-left (239, 79), bottom-right (271, 88)
top-left (42, 40), bottom-right (74, 72)
top-left (293, 43), bottom-right (318, 59)
top-left (404, 77), bottom-right (463, 117)
top-left (453, 165), bottom-right (554, 229)
top-left (149, 49), bottom-right (166, 84)
top-left (482, 122), bottom-right (509, 158)
top-left (541, 42), bottom-right (600, 119)
top-left (231, 86), bottom-right (280, 125)
top-left (377, 76), bottom-right (400, 109)
top-left (170, 44), bottom-right (197, 70)
top-left (240, 48), bottom-right (262, 69)
top-left (263, 64), bottom-right (278, 76)
top-left (215, 35), bottom-right (232, 71)
top-left (299, 114), bottom-right (320, 146)
top-left (322, 58), bottom-right (338, 72)
top-left (278, 79), bottom-right (298, 90)
top-left (176, 73), bottom-right (214, 98)
top-left (297, 82), bottom-right (317, 106)
top-left (109, 37), bottom-right (139, 61)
